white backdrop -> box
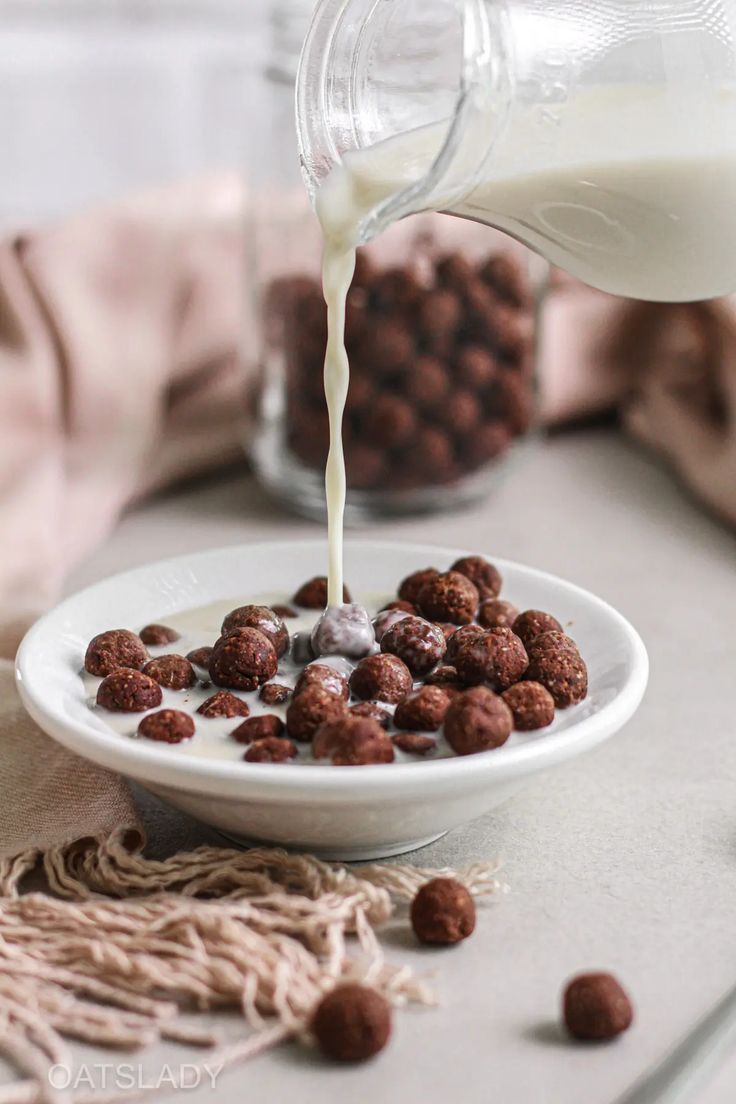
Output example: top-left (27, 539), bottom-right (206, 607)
top-left (0, 1), bottom-right (280, 228)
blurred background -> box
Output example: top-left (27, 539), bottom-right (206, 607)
top-left (0, 0), bottom-right (259, 227)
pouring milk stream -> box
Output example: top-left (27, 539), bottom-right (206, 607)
top-left (312, 79), bottom-right (736, 625)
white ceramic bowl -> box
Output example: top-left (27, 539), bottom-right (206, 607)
top-left (15, 541), bottom-right (648, 860)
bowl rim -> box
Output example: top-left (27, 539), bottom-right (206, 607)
top-left (15, 539), bottom-right (649, 798)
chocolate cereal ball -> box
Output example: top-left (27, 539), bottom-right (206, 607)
top-left (271, 604), bottom-right (297, 619)
top-left (293, 576), bottom-right (352, 609)
top-left (364, 394), bottom-right (417, 449)
top-left (502, 682), bottom-right (555, 731)
top-left (563, 973), bottom-right (634, 1041)
top-left (294, 663), bottom-right (349, 701)
top-left (372, 608), bottom-right (411, 644)
top-left (350, 702), bottom-right (391, 729)
top-left (454, 627), bottom-right (529, 691)
top-left (531, 629), bottom-right (579, 654)
top-left (259, 683), bottom-right (291, 706)
top-left (444, 687), bottom-right (513, 755)
top-left (450, 555), bottom-right (502, 601)
top-left (209, 628), bottom-right (278, 692)
top-left (197, 690), bottom-right (249, 719)
top-left (445, 624), bottom-right (486, 666)
top-left (311, 604), bottom-right (375, 659)
top-left (139, 624), bottom-right (180, 647)
top-left (313, 715), bottom-right (394, 766)
top-left (512, 609), bottom-right (563, 650)
top-left (97, 669), bottom-right (163, 713)
top-left (312, 984), bottom-right (391, 1063)
top-left (221, 605), bottom-right (289, 657)
top-left (417, 571), bottom-right (479, 625)
top-left (423, 666), bottom-right (463, 695)
top-left (243, 736), bottom-right (298, 763)
top-left (381, 615), bottom-right (446, 677)
top-left (85, 630), bottom-right (148, 677)
top-left (143, 655), bottom-right (196, 691)
top-left (290, 632), bottom-right (316, 666)
top-left (286, 686), bottom-right (347, 742)
top-left (187, 646), bottom-right (214, 671)
top-left (380, 599), bottom-right (416, 615)
top-left (526, 634), bottom-right (588, 708)
top-left (411, 878), bottom-right (476, 945)
top-left (478, 599), bottom-right (519, 630)
top-left (398, 567), bottom-right (439, 607)
top-left (231, 714), bottom-right (285, 743)
top-left (393, 732), bottom-right (437, 755)
top-left (350, 654), bottom-right (412, 705)
top-left (137, 709), bottom-right (194, 744)
top-left (394, 686), bottom-right (450, 732)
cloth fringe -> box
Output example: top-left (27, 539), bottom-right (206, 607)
top-left (0, 829), bottom-right (502, 1104)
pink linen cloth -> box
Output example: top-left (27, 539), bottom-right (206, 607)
top-left (0, 175), bottom-right (245, 643)
top-left (1, 175), bottom-right (734, 641)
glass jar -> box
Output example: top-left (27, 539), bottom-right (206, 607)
top-left (246, 1), bottom-right (545, 522)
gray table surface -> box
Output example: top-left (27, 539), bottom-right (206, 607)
top-left (56, 429), bottom-right (736, 1103)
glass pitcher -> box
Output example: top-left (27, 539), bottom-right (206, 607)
top-left (297, 0), bottom-right (736, 302)
top-left (246, 0), bottom-right (542, 521)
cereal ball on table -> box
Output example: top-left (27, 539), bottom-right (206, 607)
top-left (411, 878), bottom-right (476, 945)
top-left (502, 682), bottom-right (555, 730)
top-left (563, 973), bottom-right (634, 1041)
top-left (143, 655), bottom-right (196, 691)
top-left (454, 627), bottom-right (529, 691)
top-left (85, 630), bottom-right (148, 677)
top-left (444, 686), bottom-right (513, 755)
top-left (286, 686), bottom-right (347, 743)
top-left (394, 686), bottom-right (450, 732)
top-left (311, 984), bottom-right (391, 1063)
top-left (138, 709), bottom-right (194, 744)
top-left (417, 571), bottom-right (479, 625)
top-left (293, 576), bottom-right (351, 609)
top-left (313, 716), bottom-right (394, 765)
top-left (294, 663), bottom-right (349, 701)
top-left (381, 615), bottom-right (446, 678)
top-left (97, 669), bottom-right (162, 713)
top-left (398, 567), bottom-right (439, 607)
top-left (511, 609), bottom-right (563, 650)
top-left (450, 555), bottom-right (502, 600)
top-left (526, 633), bottom-right (588, 708)
top-left (139, 624), bottom-right (180, 646)
top-left (349, 654), bottom-right (412, 705)
top-left (197, 691), bottom-right (249, 719)
top-left (209, 628), bottom-right (277, 692)
top-left (221, 605), bottom-right (289, 657)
